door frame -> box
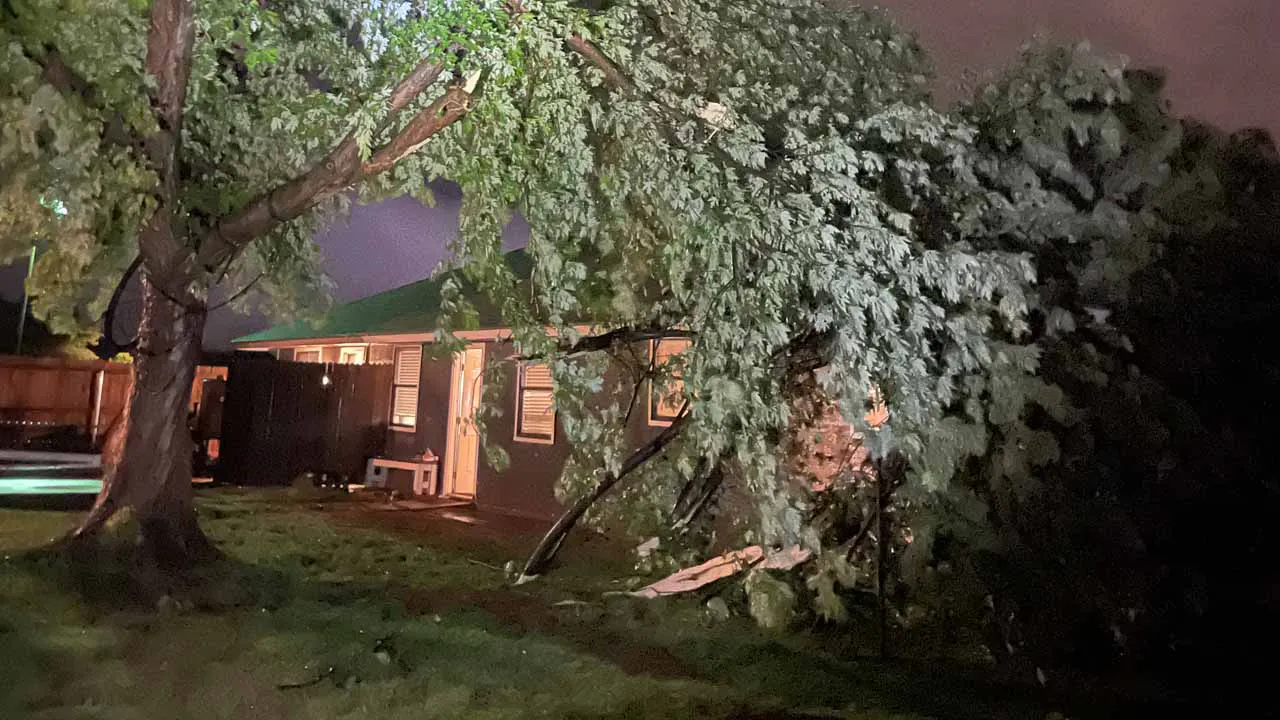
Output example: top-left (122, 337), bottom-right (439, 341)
top-left (442, 343), bottom-right (485, 498)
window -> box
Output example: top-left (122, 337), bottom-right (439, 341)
top-left (514, 362), bottom-right (555, 443)
top-left (648, 338), bottom-right (691, 426)
top-left (392, 346), bottom-right (421, 429)
top-left (293, 348), bottom-right (321, 363)
top-left (338, 346), bottom-right (366, 365)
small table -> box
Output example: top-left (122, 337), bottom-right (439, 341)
top-left (368, 457), bottom-right (439, 495)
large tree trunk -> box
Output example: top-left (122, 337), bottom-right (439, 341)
top-left (72, 277), bottom-right (211, 567)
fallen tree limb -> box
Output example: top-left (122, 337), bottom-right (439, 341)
top-left (630, 546), bottom-right (764, 599)
top-left (628, 545), bottom-right (813, 599)
top-left (514, 327), bottom-right (697, 362)
top-left (517, 401), bottom-right (690, 582)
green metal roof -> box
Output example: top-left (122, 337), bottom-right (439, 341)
top-left (233, 250), bottom-right (532, 345)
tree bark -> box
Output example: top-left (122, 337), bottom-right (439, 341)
top-left (67, 0), bottom-right (209, 569)
top-left (72, 276), bottom-right (210, 567)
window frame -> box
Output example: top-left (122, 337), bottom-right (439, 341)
top-left (390, 345), bottom-right (422, 432)
top-left (337, 345), bottom-right (367, 365)
top-left (292, 347), bottom-right (322, 363)
top-left (648, 337), bottom-right (691, 427)
top-left (513, 362), bottom-right (556, 444)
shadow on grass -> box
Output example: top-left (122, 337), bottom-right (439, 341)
top-left (0, 492), bottom-right (1124, 719)
top-left (301, 574), bottom-right (1053, 720)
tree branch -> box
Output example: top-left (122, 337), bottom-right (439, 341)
top-left (565, 35), bottom-right (634, 91)
top-left (386, 56), bottom-right (448, 115)
top-left (519, 400), bottom-right (691, 580)
top-left (517, 327), bottom-right (696, 362)
top-left (196, 61), bottom-right (468, 272)
top-left (672, 456), bottom-right (726, 531)
top-left (207, 272), bottom-right (265, 312)
top-left (362, 83), bottom-right (471, 174)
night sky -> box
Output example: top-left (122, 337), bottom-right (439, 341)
top-left (2, 0), bottom-right (1275, 349)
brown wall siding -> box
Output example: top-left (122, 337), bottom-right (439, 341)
top-left (471, 342), bottom-right (667, 521)
top-left (384, 343), bottom-right (451, 462)
top-left (474, 344), bottom-right (571, 520)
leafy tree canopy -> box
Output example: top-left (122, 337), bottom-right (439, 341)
top-left (2, 0), bottom-right (514, 331)
top-left (0, 0), bottom-right (1226, 580)
top-left (2, 0), bottom-right (1043, 540)
top-left (436, 0), bottom-right (1048, 548)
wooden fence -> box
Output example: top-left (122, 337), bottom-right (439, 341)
top-left (0, 355), bottom-right (228, 452)
top-left (216, 356), bottom-right (392, 486)
top-left (0, 355), bottom-right (132, 450)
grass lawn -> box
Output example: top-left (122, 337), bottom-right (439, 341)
top-left (0, 488), bottom-right (1051, 720)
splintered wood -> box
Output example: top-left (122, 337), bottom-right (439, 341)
top-left (630, 545), bottom-right (812, 598)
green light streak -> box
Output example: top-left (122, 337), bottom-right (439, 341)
top-left (0, 478), bottom-right (103, 495)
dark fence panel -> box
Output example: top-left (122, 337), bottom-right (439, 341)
top-left (216, 357), bottom-right (393, 486)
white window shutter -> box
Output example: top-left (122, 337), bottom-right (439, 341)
top-left (517, 363), bottom-right (555, 440)
top-left (520, 389), bottom-right (555, 437)
top-left (395, 347), bottom-right (422, 384)
top-left (392, 386), bottom-right (418, 427)
top-left (392, 347), bottom-right (422, 428)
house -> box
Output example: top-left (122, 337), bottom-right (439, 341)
top-left (233, 251), bottom-right (687, 520)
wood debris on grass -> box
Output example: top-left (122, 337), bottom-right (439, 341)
top-left (628, 545), bottom-right (812, 599)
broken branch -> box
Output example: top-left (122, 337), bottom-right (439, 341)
top-left (517, 327), bottom-right (696, 362)
top-left (518, 400), bottom-right (691, 580)
top-left (198, 61), bottom-right (466, 272)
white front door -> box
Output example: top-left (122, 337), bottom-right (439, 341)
top-left (443, 344), bottom-right (484, 498)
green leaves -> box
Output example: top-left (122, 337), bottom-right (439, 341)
top-left (2, 3), bottom-right (1216, 635)
top-left (415, 0), bottom-right (1058, 552)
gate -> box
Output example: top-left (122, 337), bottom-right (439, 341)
top-left (216, 356), bottom-right (393, 486)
